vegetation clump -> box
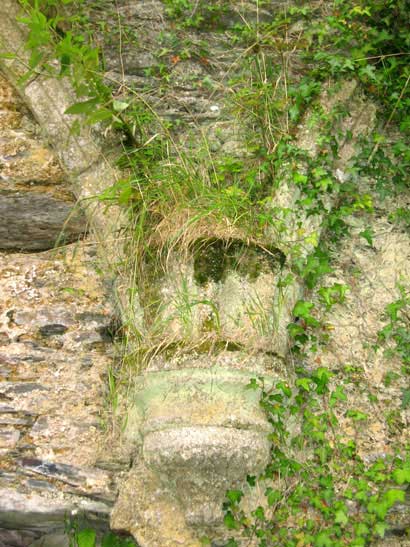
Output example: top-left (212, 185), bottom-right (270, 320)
top-left (15, 0), bottom-right (410, 545)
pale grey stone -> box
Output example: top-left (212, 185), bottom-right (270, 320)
top-left (30, 533), bottom-right (69, 547)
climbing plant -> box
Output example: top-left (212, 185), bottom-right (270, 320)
top-left (65, 517), bottom-right (136, 547)
top-left (222, 370), bottom-right (409, 546)
top-left (219, 1), bottom-right (410, 544)
top-left (15, 1), bottom-right (410, 545)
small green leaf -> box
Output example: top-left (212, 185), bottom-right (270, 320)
top-left (65, 97), bottom-right (100, 115)
top-left (296, 377), bottom-right (311, 392)
top-left (76, 529), bottom-right (96, 547)
top-left (224, 512), bottom-right (238, 530)
top-left (375, 522), bottom-right (387, 538)
top-left (392, 466), bottom-right (410, 485)
top-left (293, 300), bottom-right (314, 319)
top-left (354, 522), bottom-right (369, 537)
top-left (383, 488), bottom-right (405, 506)
top-left (276, 381), bottom-right (292, 398)
top-left (252, 506), bottom-right (265, 520)
top-left (87, 108), bottom-right (114, 123)
top-left (314, 530), bottom-right (333, 547)
top-left (334, 509), bottom-right (348, 525)
top-left (113, 99), bottom-right (129, 112)
top-left (226, 490), bottom-right (243, 505)
top-left (359, 227), bottom-right (374, 246)
top-left (330, 385), bottom-right (347, 408)
top-left (265, 488), bottom-right (281, 506)
top-left (346, 409), bottom-right (368, 421)
top-left (293, 172), bottom-right (308, 185)
top-left (246, 378), bottom-right (259, 391)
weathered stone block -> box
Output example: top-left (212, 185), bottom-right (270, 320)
top-left (0, 191), bottom-right (86, 251)
top-left (145, 426), bottom-right (270, 526)
top-left (142, 243), bottom-right (298, 357)
top-left (116, 356), bottom-right (290, 542)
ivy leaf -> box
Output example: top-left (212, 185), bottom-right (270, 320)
top-left (383, 488), bottom-right (405, 506)
top-left (252, 506), bottom-right (265, 520)
top-left (296, 377), bottom-right (312, 392)
top-left (374, 522), bottom-right (387, 538)
top-left (246, 378), bottom-right (259, 391)
top-left (359, 64), bottom-right (377, 81)
top-left (367, 500), bottom-right (389, 520)
top-left (316, 177), bottom-right (333, 191)
top-left (293, 172), bottom-right (308, 185)
top-left (276, 381), bottom-right (292, 398)
top-left (354, 522), bottom-right (369, 537)
top-left (359, 227), bottom-right (374, 246)
top-left (314, 530), bottom-right (333, 547)
top-left (334, 509), bottom-right (348, 525)
top-left (76, 529), bottom-right (96, 547)
top-left (293, 300), bottom-right (314, 319)
top-left (330, 385), bottom-right (347, 408)
top-left (224, 512), bottom-right (239, 530)
top-left (342, 58), bottom-right (355, 71)
top-left (289, 104), bottom-right (301, 121)
top-left (226, 490), bottom-right (243, 505)
top-left (265, 487), bottom-right (281, 506)
top-left (392, 466), bottom-right (410, 485)
top-left (346, 409), bottom-right (368, 421)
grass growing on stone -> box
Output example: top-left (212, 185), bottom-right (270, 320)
top-left (16, 0), bottom-right (410, 544)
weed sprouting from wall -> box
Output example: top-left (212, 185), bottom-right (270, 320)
top-left (15, 0), bottom-right (410, 544)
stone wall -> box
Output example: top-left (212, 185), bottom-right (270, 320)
top-left (0, 75), bottom-right (124, 546)
top-left (0, 2), bottom-right (409, 546)
top-left (0, 2), bottom-right (133, 541)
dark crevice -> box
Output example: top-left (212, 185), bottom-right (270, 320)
top-left (192, 237), bottom-right (286, 285)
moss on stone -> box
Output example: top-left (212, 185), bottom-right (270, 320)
top-left (192, 237), bottom-right (285, 285)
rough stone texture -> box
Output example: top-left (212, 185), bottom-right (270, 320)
top-left (0, 1), bottom-right (408, 546)
top-left (0, 1), bottom-right (129, 300)
top-left (305, 206), bottom-right (410, 458)
top-left (112, 356), bottom-right (284, 542)
top-left (144, 426), bottom-right (270, 526)
top-left (0, 192), bottom-right (86, 251)
top-left (132, 83), bottom-right (375, 362)
top-left (111, 462), bottom-right (200, 547)
top-left (0, 243), bottom-right (121, 545)
top-left (132, 366), bottom-right (279, 435)
top-left (85, 4), bottom-right (385, 545)
top-left (0, 75), bottom-right (87, 251)
top-left (0, 5), bottom-right (133, 544)
top-left (266, 80), bottom-right (377, 258)
top-left (145, 250), bottom-right (295, 356)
